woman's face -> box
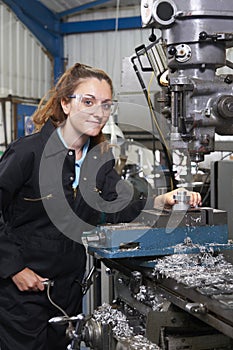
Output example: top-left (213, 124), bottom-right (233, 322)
top-left (61, 77), bottom-right (113, 138)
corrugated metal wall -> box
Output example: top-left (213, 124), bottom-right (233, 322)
top-left (64, 5), bottom-right (151, 94)
top-left (0, 2), bottom-right (52, 99)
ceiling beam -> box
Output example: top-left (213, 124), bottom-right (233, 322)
top-left (61, 16), bottom-right (142, 34)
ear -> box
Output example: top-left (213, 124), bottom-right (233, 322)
top-left (61, 98), bottom-right (71, 115)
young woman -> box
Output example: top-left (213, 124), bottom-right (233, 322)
top-left (0, 63), bottom-right (201, 350)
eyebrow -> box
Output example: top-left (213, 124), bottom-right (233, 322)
top-left (83, 94), bottom-right (112, 102)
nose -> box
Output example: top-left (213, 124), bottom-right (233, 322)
top-left (91, 104), bottom-right (108, 122)
top-left (93, 104), bottom-right (105, 116)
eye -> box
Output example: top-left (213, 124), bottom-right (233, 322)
top-left (102, 103), bottom-right (112, 111)
top-left (82, 97), bottom-right (94, 107)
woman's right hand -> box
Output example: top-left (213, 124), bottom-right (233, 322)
top-left (11, 267), bottom-right (48, 292)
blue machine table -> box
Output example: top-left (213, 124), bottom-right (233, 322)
top-left (84, 208), bottom-right (233, 258)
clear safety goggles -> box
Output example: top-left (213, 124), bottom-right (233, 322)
top-left (68, 94), bottom-right (118, 117)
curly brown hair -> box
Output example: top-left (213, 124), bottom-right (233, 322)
top-left (32, 63), bottom-right (113, 146)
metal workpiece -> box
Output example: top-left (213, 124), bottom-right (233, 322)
top-left (172, 190), bottom-right (190, 211)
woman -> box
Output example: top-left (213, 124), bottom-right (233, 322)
top-left (0, 63), bottom-right (201, 350)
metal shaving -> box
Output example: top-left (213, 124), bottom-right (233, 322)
top-left (93, 303), bottom-right (133, 338)
top-left (92, 303), bottom-right (160, 349)
top-left (135, 285), bottom-right (168, 311)
top-left (116, 334), bottom-right (161, 350)
top-left (152, 252), bottom-right (233, 295)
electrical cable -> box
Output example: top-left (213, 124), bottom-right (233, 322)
top-left (130, 55), bottom-right (176, 190)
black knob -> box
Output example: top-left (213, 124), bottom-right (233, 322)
top-left (168, 46), bottom-right (176, 56)
top-left (199, 31), bottom-right (208, 41)
top-left (149, 29), bottom-right (157, 42)
top-left (224, 75), bottom-right (233, 84)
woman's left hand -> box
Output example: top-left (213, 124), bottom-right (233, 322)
top-left (154, 188), bottom-right (202, 210)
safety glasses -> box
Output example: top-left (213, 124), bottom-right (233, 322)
top-left (68, 94), bottom-right (118, 117)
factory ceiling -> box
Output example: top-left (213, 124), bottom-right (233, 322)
top-left (38, 0), bottom-right (139, 18)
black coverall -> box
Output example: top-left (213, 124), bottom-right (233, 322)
top-left (0, 120), bottom-right (150, 350)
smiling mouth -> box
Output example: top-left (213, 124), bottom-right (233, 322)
top-left (87, 120), bottom-right (102, 125)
